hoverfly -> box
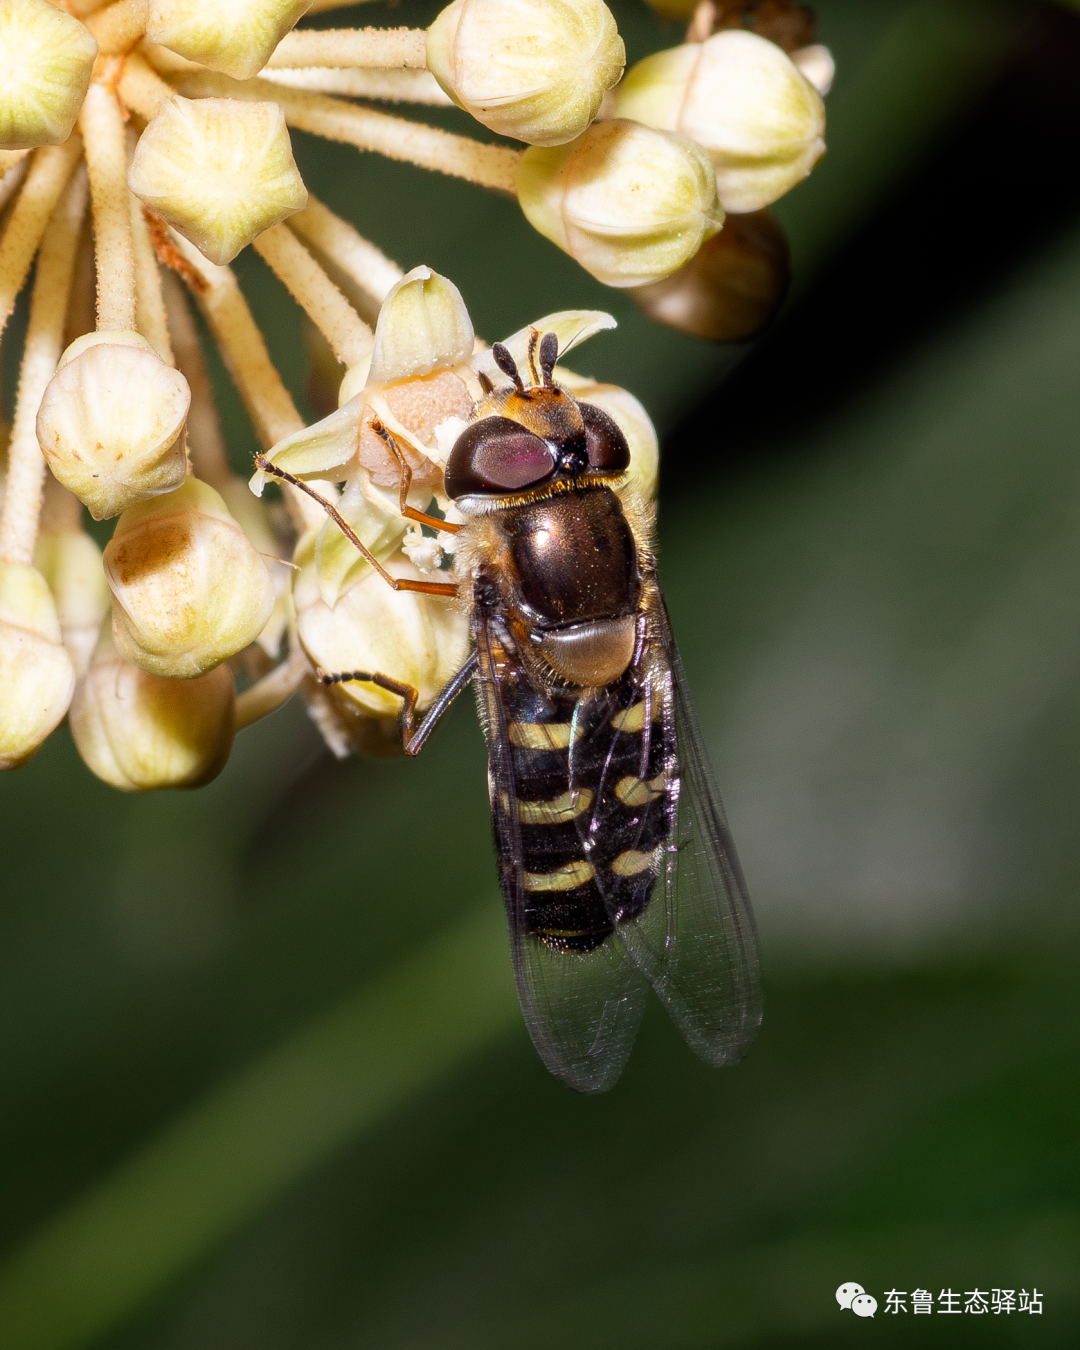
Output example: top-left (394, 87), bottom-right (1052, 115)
top-left (260, 329), bottom-right (761, 1092)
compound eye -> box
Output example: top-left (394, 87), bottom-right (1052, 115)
top-left (444, 416), bottom-right (556, 499)
top-left (580, 402), bottom-right (630, 473)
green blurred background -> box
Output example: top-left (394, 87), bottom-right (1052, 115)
top-left (2, 0), bottom-right (1079, 1345)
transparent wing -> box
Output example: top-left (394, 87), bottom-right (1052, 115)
top-left (622, 597), bottom-right (762, 1065)
top-left (509, 929), bottom-right (650, 1095)
top-left (473, 614), bottom-right (649, 1095)
top-left (575, 595), bottom-right (763, 1068)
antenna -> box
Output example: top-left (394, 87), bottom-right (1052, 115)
top-left (492, 342), bottom-right (525, 393)
top-left (538, 331), bottom-right (558, 387)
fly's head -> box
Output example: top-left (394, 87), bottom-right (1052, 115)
top-left (444, 330), bottom-right (630, 508)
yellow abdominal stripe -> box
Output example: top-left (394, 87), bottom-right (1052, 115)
top-left (611, 702), bottom-right (646, 733)
top-left (611, 846), bottom-right (664, 878)
top-left (517, 789), bottom-right (594, 824)
top-left (611, 697), bottom-right (664, 734)
top-left (615, 771), bottom-right (668, 807)
top-left (523, 859), bottom-right (596, 891)
top-left (508, 721), bottom-right (579, 750)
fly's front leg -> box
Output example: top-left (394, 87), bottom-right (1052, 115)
top-left (369, 419), bottom-right (462, 536)
top-left (255, 455), bottom-right (459, 599)
top-left (319, 652), bottom-right (478, 756)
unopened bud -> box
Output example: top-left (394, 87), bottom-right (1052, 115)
top-left (146, 0), bottom-right (313, 82)
top-left (792, 44), bottom-right (834, 96)
top-left (0, 561), bottom-right (75, 769)
top-left (426, 0), bottom-right (624, 147)
top-left (35, 526), bottom-right (110, 676)
top-left (129, 97), bottom-right (307, 265)
top-left (104, 476), bottom-right (275, 679)
top-left (37, 331), bottom-right (191, 521)
top-left (629, 206), bottom-right (788, 342)
top-left (0, 0), bottom-right (97, 150)
top-left (612, 30), bottom-right (825, 213)
top-left (295, 550), bottom-right (468, 720)
top-left (517, 119), bottom-right (723, 287)
top-left (70, 631), bottom-right (235, 790)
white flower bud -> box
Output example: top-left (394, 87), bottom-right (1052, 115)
top-left (612, 31), bottom-right (825, 213)
top-left (146, 0), bottom-right (313, 82)
top-left (629, 206), bottom-right (788, 342)
top-left (0, 0), bottom-right (97, 151)
top-left (426, 0), bottom-right (624, 147)
top-left (792, 44), bottom-right (834, 96)
top-left (0, 561), bottom-right (75, 769)
top-left (517, 119), bottom-right (723, 287)
top-left (34, 527), bottom-right (110, 677)
top-left (70, 631), bottom-right (235, 791)
top-left (104, 476), bottom-right (275, 679)
top-left (37, 332), bottom-right (191, 521)
top-left (295, 550), bottom-right (468, 720)
top-left (129, 97), bottom-right (307, 266)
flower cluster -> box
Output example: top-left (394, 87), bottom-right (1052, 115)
top-left (0, 0), bottom-right (828, 788)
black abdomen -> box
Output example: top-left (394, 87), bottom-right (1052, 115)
top-left (493, 671), bottom-right (672, 954)
top-left (501, 488), bottom-right (641, 627)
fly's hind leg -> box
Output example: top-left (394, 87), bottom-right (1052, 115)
top-left (319, 652), bottom-right (478, 756)
top-left (254, 455), bottom-right (459, 600)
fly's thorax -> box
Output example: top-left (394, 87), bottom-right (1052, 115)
top-left (500, 488), bottom-right (642, 626)
top-left (458, 486), bottom-right (644, 689)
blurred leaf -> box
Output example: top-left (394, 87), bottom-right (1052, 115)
top-left (0, 908), bottom-right (515, 1350)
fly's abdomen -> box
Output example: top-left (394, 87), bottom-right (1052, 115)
top-left (583, 688), bottom-right (675, 927)
top-left (498, 678), bottom-right (675, 953)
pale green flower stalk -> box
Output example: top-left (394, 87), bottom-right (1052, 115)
top-left (0, 0), bottom-right (829, 787)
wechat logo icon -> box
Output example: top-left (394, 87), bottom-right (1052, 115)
top-left (837, 1283), bottom-right (878, 1318)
